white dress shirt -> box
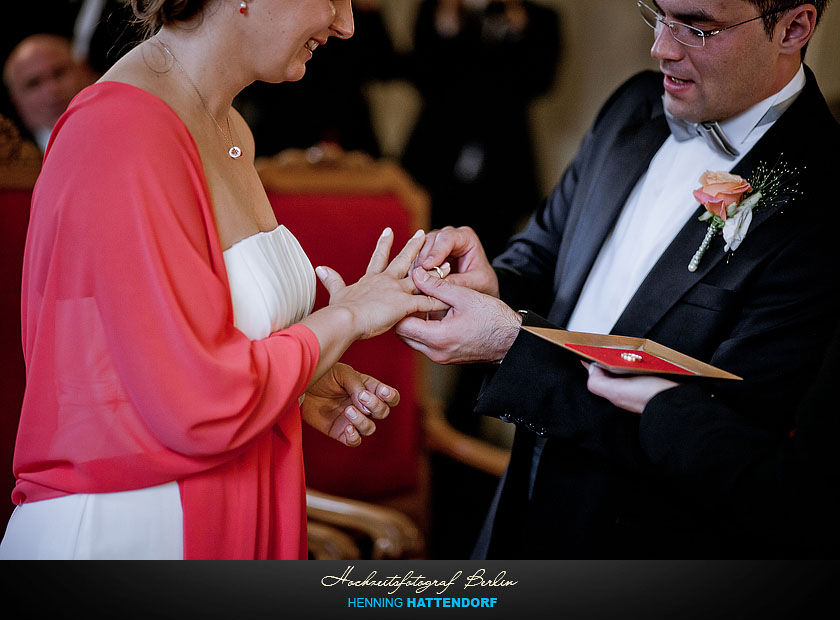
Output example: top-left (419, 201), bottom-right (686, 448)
top-left (565, 65), bottom-right (806, 335)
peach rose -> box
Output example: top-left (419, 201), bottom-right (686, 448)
top-left (692, 171), bottom-right (752, 221)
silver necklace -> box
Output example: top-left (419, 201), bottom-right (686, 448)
top-left (157, 40), bottom-right (242, 159)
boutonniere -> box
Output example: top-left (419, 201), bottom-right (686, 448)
top-left (688, 161), bottom-right (800, 272)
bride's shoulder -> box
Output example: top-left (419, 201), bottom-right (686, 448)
top-left (95, 42), bottom-right (181, 111)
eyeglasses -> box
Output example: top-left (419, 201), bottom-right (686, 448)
top-left (637, 1), bottom-right (784, 48)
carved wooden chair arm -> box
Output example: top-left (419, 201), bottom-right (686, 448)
top-left (421, 398), bottom-right (510, 478)
top-left (306, 520), bottom-right (362, 560)
top-left (305, 488), bottom-right (424, 560)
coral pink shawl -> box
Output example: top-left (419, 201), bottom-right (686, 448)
top-left (12, 82), bottom-right (320, 559)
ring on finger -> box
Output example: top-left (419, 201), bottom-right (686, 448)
top-left (434, 266), bottom-right (446, 279)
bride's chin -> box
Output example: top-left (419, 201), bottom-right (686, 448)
top-left (262, 65), bottom-right (307, 84)
top-left (282, 63), bottom-right (307, 83)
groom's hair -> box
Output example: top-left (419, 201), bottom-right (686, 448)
top-left (744, 0), bottom-right (830, 36)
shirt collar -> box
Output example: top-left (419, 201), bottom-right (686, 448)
top-left (719, 64), bottom-right (806, 147)
top-left (34, 127), bottom-right (52, 153)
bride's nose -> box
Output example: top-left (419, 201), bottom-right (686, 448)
top-left (329, 0), bottom-right (354, 40)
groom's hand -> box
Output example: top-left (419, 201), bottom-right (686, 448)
top-left (395, 267), bottom-right (521, 364)
top-left (414, 226), bottom-right (500, 297)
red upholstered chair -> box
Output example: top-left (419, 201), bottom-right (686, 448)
top-left (0, 116), bottom-right (41, 525)
top-left (257, 146), bottom-right (432, 523)
top-left (257, 145), bottom-right (512, 558)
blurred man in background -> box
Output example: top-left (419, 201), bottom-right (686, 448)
top-left (3, 34), bottom-right (94, 151)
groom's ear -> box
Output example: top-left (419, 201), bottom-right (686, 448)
top-left (776, 5), bottom-right (817, 57)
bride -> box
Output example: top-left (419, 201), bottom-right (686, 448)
top-left (0, 0), bottom-right (445, 559)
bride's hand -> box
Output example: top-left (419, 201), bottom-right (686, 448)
top-left (301, 363), bottom-right (400, 447)
top-left (315, 228), bottom-right (448, 340)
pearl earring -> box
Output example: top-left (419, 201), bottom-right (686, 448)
top-left (239, 1), bottom-right (247, 14)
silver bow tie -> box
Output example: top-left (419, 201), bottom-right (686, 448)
top-left (664, 109), bottom-right (740, 158)
top-left (662, 89), bottom-right (800, 160)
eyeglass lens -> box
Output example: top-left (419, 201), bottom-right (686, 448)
top-left (637, 1), bottom-right (706, 48)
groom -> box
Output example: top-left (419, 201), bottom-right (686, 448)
top-left (397, 0), bottom-right (840, 557)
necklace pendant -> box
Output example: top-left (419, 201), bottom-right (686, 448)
top-left (228, 146), bottom-right (242, 159)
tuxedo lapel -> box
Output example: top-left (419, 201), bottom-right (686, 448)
top-left (552, 112), bottom-right (671, 324)
top-left (611, 73), bottom-right (818, 337)
top-left (727, 108), bottom-right (804, 231)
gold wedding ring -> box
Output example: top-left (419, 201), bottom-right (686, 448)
top-left (621, 352), bottom-right (643, 363)
top-left (434, 266), bottom-right (446, 279)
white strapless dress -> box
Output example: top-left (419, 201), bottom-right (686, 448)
top-left (0, 226), bottom-right (315, 559)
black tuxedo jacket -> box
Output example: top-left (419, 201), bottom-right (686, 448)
top-left (639, 323), bottom-right (840, 558)
top-left (473, 68), bottom-right (840, 557)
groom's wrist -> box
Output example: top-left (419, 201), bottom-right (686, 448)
top-left (490, 307), bottom-right (524, 364)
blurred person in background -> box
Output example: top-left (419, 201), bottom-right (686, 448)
top-left (402, 0), bottom-right (561, 261)
top-left (3, 34), bottom-right (94, 151)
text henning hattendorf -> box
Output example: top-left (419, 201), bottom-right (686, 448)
top-left (321, 566), bottom-right (517, 596)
